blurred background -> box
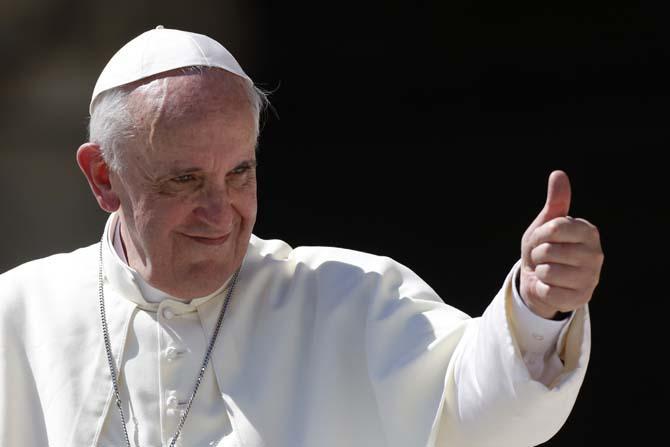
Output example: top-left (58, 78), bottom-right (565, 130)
top-left (1, 0), bottom-right (667, 445)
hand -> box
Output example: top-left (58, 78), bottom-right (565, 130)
top-left (520, 171), bottom-right (604, 319)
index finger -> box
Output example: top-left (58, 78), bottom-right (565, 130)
top-left (525, 216), bottom-right (594, 249)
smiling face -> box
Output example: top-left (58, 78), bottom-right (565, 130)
top-left (109, 70), bottom-right (257, 299)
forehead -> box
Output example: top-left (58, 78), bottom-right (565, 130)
top-left (124, 70), bottom-right (256, 169)
top-left (129, 69), bottom-right (253, 129)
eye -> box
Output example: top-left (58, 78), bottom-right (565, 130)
top-left (172, 174), bottom-right (196, 183)
top-left (230, 166), bottom-right (249, 175)
top-left (230, 160), bottom-right (257, 175)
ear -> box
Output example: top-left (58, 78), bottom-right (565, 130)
top-left (76, 143), bottom-right (120, 212)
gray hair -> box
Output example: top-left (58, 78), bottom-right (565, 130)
top-left (88, 66), bottom-right (269, 173)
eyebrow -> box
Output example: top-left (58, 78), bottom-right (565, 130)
top-left (154, 166), bottom-right (201, 182)
top-left (234, 159), bottom-right (258, 169)
top-left (160, 158), bottom-right (257, 179)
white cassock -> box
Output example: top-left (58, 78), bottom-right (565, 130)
top-left (0, 213), bottom-right (590, 447)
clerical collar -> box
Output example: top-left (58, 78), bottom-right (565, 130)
top-left (107, 213), bottom-right (231, 307)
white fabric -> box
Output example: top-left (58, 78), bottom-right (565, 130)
top-left (0, 213), bottom-right (591, 447)
top-left (510, 268), bottom-right (573, 382)
top-left (90, 26), bottom-right (252, 113)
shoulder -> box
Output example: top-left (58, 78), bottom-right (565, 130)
top-left (250, 234), bottom-right (407, 276)
top-left (247, 235), bottom-right (446, 306)
top-left (0, 243), bottom-right (98, 283)
top-left (0, 243), bottom-right (99, 313)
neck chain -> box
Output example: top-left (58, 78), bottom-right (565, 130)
top-left (97, 239), bottom-right (240, 447)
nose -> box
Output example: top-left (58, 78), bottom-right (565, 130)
top-left (193, 183), bottom-right (234, 227)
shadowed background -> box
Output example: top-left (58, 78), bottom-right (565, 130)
top-left (1, 0), bottom-right (666, 445)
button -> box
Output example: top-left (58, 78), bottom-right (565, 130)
top-left (156, 25), bottom-right (164, 29)
top-left (163, 307), bottom-right (175, 320)
top-left (166, 395), bottom-right (178, 409)
top-left (532, 333), bottom-right (545, 342)
top-left (165, 347), bottom-right (180, 360)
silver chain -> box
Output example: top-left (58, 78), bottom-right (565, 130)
top-left (98, 239), bottom-right (240, 447)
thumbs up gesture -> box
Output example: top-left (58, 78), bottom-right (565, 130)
top-left (520, 171), bottom-right (604, 319)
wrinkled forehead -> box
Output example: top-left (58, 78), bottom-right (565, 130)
top-left (126, 68), bottom-right (253, 129)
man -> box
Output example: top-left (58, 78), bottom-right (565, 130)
top-left (0, 27), bottom-right (603, 447)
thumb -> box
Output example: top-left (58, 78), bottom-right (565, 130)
top-left (535, 170), bottom-right (572, 226)
top-left (522, 170), bottom-right (572, 266)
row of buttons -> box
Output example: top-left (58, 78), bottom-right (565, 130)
top-left (159, 305), bottom-right (191, 422)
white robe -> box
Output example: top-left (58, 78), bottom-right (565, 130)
top-left (0, 215), bottom-right (590, 447)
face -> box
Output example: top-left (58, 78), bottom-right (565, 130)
top-left (109, 71), bottom-right (257, 299)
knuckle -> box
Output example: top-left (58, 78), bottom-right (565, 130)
top-left (532, 242), bottom-right (552, 261)
top-left (546, 220), bottom-right (561, 236)
top-left (535, 263), bottom-right (547, 274)
top-left (535, 263), bottom-right (555, 281)
top-left (534, 281), bottom-right (551, 300)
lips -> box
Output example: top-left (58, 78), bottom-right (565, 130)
top-left (184, 233), bottom-right (231, 245)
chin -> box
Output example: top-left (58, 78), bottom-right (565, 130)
top-left (184, 257), bottom-right (235, 283)
top-left (167, 235), bottom-right (250, 296)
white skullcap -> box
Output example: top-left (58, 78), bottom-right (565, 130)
top-left (89, 25), bottom-right (252, 114)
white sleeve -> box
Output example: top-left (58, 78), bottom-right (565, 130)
top-left (363, 256), bottom-right (590, 447)
top-left (431, 263), bottom-right (591, 446)
top-left (510, 265), bottom-right (574, 385)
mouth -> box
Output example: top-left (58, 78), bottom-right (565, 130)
top-left (184, 233), bottom-right (231, 246)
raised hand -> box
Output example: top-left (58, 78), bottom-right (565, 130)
top-left (520, 171), bottom-right (604, 319)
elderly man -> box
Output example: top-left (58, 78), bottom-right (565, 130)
top-left (0, 27), bottom-right (602, 447)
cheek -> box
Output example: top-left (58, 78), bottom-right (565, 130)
top-left (237, 188), bottom-right (258, 223)
top-left (135, 197), bottom-right (193, 238)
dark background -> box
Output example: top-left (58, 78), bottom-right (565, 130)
top-left (1, 0), bottom-right (666, 445)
